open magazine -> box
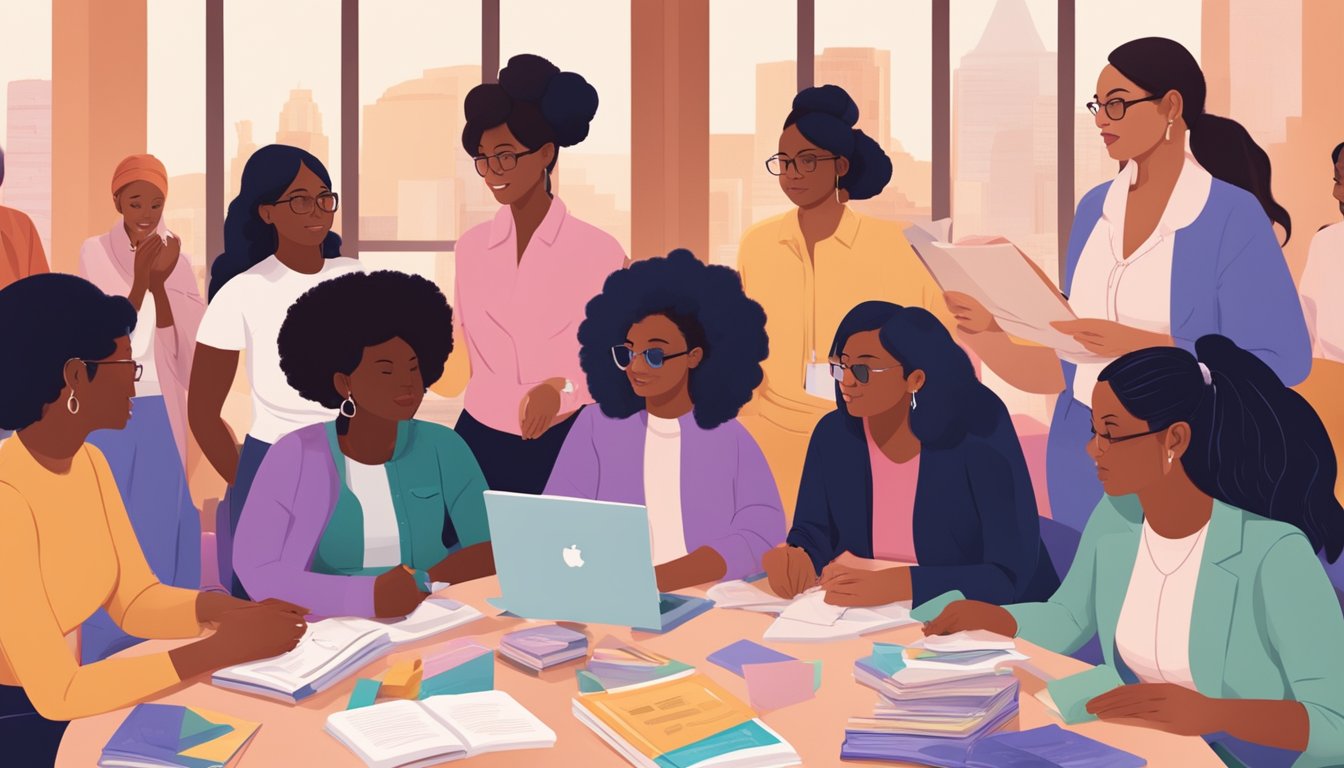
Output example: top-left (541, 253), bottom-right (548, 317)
top-left (706, 579), bottom-right (916, 642)
top-left (212, 598), bottom-right (483, 703)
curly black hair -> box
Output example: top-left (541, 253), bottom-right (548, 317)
top-left (0, 274), bottom-right (137, 431)
top-left (277, 270), bottom-right (454, 409)
top-left (461, 54), bottom-right (599, 172)
top-left (577, 249), bottom-right (768, 430)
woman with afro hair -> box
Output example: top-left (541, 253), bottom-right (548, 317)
top-left (736, 85), bottom-right (957, 522)
top-left (430, 54), bottom-right (626, 496)
top-left (233, 271), bottom-right (493, 619)
top-left (544, 250), bottom-right (786, 591)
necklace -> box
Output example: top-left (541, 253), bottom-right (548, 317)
top-left (1143, 523), bottom-right (1206, 577)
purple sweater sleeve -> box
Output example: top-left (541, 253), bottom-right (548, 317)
top-left (708, 425), bottom-right (786, 580)
top-left (542, 407), bottom-right (601, 499)
top-left (232, 432), bottom-right (377, 618)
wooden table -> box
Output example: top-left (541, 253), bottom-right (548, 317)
top-left (58, 577), bottom-right (1222, 766)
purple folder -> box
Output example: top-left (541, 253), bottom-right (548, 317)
top-left (707, 639), bottom-right (795, 677)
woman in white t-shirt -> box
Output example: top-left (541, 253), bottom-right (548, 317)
top-left (77, 154), bottom-right (206, 662)
top-left (190, 144), bottom-right (362, 597)
top-left (1299, 141), bottom-right (1344, 363)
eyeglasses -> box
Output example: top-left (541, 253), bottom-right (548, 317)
top-left (266, 192), bottom-right (339, 215)
top-left (830, 361), bottom-right (899, 385)
top-left (84, 358), bottom-right (144, 382)
top-left (612, 345), bottom-right (691, 370)
top-left (474, 148), bottom-right (542, 176)
top-left (766, 153), bottom-right (841, 176)
top-left (1089, 424), bottom-right (1165, 449)
top-left (1086, 95), bottom-right (1162, 120)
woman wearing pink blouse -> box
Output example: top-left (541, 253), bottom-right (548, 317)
top-left (431, 54), bottom-right (625, 493)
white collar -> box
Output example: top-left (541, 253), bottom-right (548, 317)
top-left (1101, 153), bottom-right (1212, 261)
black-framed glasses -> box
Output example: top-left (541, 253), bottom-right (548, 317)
top-left (766, 153), bottom-right (841, 176)
top-left (1089, 424), bottom-right (1165, 448)
top-left (1086, 95), bottom-right (1162, 120)
top-left (612, 345), bottom-right (690, 371)
top-left (84, 358), bottom-right (144, 382)
top-left (830, 361), bottom-right (899, 385)
top-left (267, 192), bottom-right (339, 215)
top-left (474, 148), bottom-right (542, 176)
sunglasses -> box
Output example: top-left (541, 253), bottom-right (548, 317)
top-left (830, 361), bottom-right (899, 385)
top-left (611, 345), bottom-right (690, 370)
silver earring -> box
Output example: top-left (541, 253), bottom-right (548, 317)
top-left (1165, 119), bottom-right (1174, 142)
top-left (834, 174), bottom-right (841, 204)
top-left (544, 169), bottom-right (553, 197)
top-left (67, 392), bottom-right (80, 414)
top-left (340, 395), bottom-right (357, 418)
top-left (1167, 450), bottom-right (1174, 464)
top-left (910, 391), bottom-right (918, 411)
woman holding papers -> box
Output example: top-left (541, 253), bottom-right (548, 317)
top-left (0, 275), bottom-right (307, 762)
top-left (737, 84), bottom-right (955, 521)
top-left (925, 336), bottom-right (1344, 767)
top-left (763, 301), bottom-right (1059, 607)
top-left (234, 271), bottom-right (493, 620)
top-left (545, 250), bottom-right (786, 592)
top-left (947, 38), bottom-right (1309, 532)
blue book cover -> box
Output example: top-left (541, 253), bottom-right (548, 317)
top-left (966, 725), bottom-right (1147, 768)
top-left (100, 703), bottom-right (260, 768)
top-left (707, 640), bottom-right (795, 676)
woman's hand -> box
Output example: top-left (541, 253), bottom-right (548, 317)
top-left (207, 605), bottom-right (307, 666)
top-left (921, 599), bottom-right (1019, 637)
top-left (374, 566), bottom-right (429, 618)
top-left (1051, 319), bottom-right (1174, 358)
top-left (151, 233), bottom-right (182, 284)
top-left (518, 381), bottom-right (563, 440)
top-left (196, 591), bottom-right (307, 625)
top-left (945, 291), bottom-right (1002, 335)
top-left (1086, 683), bottom-right (1224, 736)
top-left (818, 564), bottom-right (912, 607)
top-left (762, 545), bottom-right (818, 599)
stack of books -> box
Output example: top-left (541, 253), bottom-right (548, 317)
top-left (577, 635), bottom-right (694, 692)
top-left (498, 625), bottom-right (589, 672)
top-left (100, 704), bottom-right (260, 768)
top-left (841, 643), bottom-right (1021, 766)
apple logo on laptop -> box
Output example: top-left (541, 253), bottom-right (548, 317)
top-left (563, 544), bottom-right (585, 568)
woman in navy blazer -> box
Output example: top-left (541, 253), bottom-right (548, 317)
top-left (763, 301), bottom-right (1059, 607)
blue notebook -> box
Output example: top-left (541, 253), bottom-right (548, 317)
top-left (965, 725), bottom-right (1147, 767)
top-left (100, 704), bottom-right (260, 768)
top-left (707, 639), bottom-right (795, 676)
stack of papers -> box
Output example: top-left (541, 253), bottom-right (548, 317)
top-left (499, 625), bottom-right (589, 671)
top-left (706, 579), bottom-right (918, 641)
top-left (577, 636), bottom-right (694, 692)
top-left (573, 672), bottom-right (800, 768)
top-left (326, 690), bottom-right (555, 768)
top-left (212, 598), bottom-right (483, 703)
top-left (841, 643), bottom-right (1021, 766)
top-left (100, 704), bottom-right (259, 768)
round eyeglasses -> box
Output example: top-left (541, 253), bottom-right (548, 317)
top-left (267, 192), bottom-right (339, 215)
top-left (612, 345), bottom-right (690, 371)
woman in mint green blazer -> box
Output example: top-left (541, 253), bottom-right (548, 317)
top-left (926, 335), bottom-right (1344, 767)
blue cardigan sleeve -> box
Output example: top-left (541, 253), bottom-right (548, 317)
top-left (908, 434), bottom-right (1044, 605)
top-left (787, 424), bottom-right (841, 575)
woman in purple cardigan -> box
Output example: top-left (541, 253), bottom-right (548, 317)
top-left (544, 249), bottom-right (785, 591)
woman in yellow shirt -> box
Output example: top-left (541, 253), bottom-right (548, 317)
top-left (0, 274), bottom-right (307, 762)
top-left (737, 85), bottom-right (954, 517)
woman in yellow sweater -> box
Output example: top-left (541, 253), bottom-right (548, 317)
top-left (0, 274), bottom-right (307, 762)
top-left (737, 85), bottom-right (954, 517)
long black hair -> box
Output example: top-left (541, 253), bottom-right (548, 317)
top-left (208, 145), bottom-right (343, 301)
top-left (783, 85), bottom-right (892, 200)
top-left (1108, 37), bottom-right (1292, 243)
top-left (1099, 336), bottom-right (1343, 562)
top-left (830, 301), bottom-right (1008, 448)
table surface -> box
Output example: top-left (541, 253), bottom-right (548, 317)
top-left (58, 577), bottom-right (1223, 767)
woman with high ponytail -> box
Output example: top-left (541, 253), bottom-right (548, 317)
top-left (949, 37), bottom-right (1311, 534)
top-left (432, 54), bottom-right (625, 494)
top-left (924, 335), bottom-right (1344, 767)
top-left (736, 85), bottom-right (956, 517)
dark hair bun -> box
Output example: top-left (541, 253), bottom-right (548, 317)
top-left (784, 84), bottom-right (893, 200)
top-left (789, 84), bottom-right (860, 126)
top-left (499, 54), bottom-right (599, 148)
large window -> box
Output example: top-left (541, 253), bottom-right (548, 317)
top-left (708, 0), bottom-right (795, 266)
top-left (502, 0), bottom-right (632, 255)
top-left (0, 0), bottom-right (52, 258)
top-left (149, 0), bottom-right (207, 284)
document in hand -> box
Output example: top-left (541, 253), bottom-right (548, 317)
top-left (903, 226), bottom-right (1093, 358)
top-left (326, 690), bottom-right (556, 768)
top-left (212, 598), bottom-right (484, 703)
top-left (573, 672), bottom-right (800, 768)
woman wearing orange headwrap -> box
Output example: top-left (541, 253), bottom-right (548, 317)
top-left (76, 154), bottom-right (207, 662)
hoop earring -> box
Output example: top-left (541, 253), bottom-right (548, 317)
top-left (1165, 119), bottom-right (1174, 142)
top-left (340, 396), bottom-right (357, 419)
top-left (910, 391), bottom-right (918, 411)
top-left (544, 169), bottom-right (553, 197)
top-left (67, 392), bottom-right (80, 415)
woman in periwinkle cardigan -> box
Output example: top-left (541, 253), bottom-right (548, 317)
top-left (763, 302), bottom-right (1059, 608)
top-left (543, 250), bottom-right (785, 591)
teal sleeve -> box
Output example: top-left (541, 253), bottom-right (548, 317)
top-left (1257, 534), bottom-right (1344, 767)
top-left (1004, 503), bottom-right (1111, 655)
top-left (438, 430), bottom-right (491, 548)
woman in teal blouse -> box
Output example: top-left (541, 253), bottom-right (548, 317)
top-left (233, 271), bottom-right (493, 618)
top-left (925, 336), bottom-right (1344, 767)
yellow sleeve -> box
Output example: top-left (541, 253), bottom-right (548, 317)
top-left (431, 275), bottom-right (470, 398)
top-left (0, 484), bottom-right (183, 720)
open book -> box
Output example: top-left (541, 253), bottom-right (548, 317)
top-left (326, 691), bottom-right (556, 768)
top-left (707, 579), bottom-right (917, 642)
top-left (212, 598), bottom-right (483, 703)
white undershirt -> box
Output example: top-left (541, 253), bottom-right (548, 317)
top-left (1301, 220), bottom-right (1344, 363)
top-left (644, 414), bottom-right (688, 566)
top-left (1068, 154), bottom-right (1212, 406)
top-left (130, 292), bottom-right (162, 398)
top-left (1115, 519), bottom-right (1210, 689)
top-left (345, 457), bottom-right (402, 569)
